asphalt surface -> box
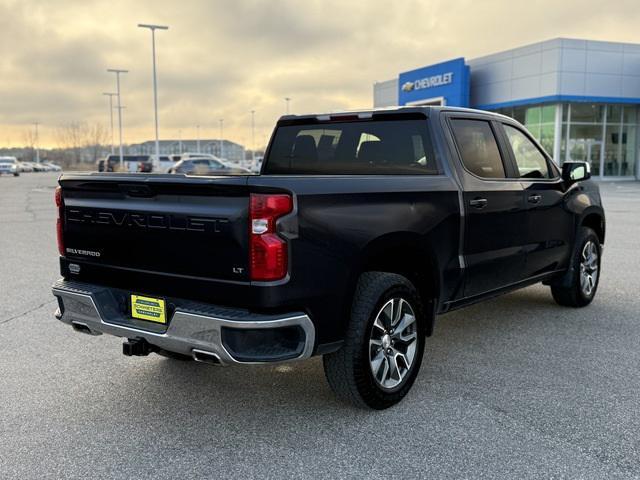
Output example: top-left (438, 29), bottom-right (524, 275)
top-left (1, 172), bottom-right (639, 479)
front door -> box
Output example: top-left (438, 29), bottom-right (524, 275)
top-left (500, 122), bottom-right (574, 278)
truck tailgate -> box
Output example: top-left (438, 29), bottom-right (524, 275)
top-left (59, 174), bottom-right (250, 284)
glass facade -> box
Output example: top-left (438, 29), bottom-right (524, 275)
top-left (494, 103), bottom-right (639, 179)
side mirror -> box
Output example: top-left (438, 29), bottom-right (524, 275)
top-left (562, 161), bottom-right (591, 184)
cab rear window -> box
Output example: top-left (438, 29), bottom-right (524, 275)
top-left (264, 119), bottom-right (438, 175)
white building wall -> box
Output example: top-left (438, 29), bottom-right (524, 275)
top-left (557, 39), bottom-right (640, 99)
top-left (467, 39), bottom-right (562, 108)
top-left (468, 38), bottom-right (640, 108)
top-left (373, 78), bottom-right (398, 107)
top-left (373, 38), bottom-right (640, 109)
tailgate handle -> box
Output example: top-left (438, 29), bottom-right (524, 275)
top-left (121, 184), bottom-right (156, 197)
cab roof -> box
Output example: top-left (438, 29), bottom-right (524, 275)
top-left (277, 105), bottom-right (513, 123)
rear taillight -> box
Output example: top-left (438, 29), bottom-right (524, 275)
top-left (55, 186), bottom-right (65, 256)
top-left (249, 193), bottom-right (293, 281)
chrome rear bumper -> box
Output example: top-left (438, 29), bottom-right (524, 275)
top-left (52, 279), bottom-right (315, 365)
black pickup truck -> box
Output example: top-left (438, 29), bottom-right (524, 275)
top-left (52, 106), bottom-right (605, 409)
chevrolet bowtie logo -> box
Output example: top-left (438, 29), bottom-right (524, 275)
top-left (401, 81), bottom-right (415, 92)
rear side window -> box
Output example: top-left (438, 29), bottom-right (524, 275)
top-left (450, 119), bottom-right (505, 179)
top-left (264, 119), bottom-right (438, 175)
top-left (503, 124), bottom-right (552, 179)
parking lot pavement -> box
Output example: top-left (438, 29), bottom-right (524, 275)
top-left (1, 173), bottom-right (639, 479)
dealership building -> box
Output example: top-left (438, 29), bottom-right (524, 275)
top-left (374, 38), bottom-right (640, 180)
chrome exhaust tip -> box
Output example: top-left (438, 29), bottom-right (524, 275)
top-left (192, 349), bottom-right (222, 365)
top-left (71, 321), bottom-right (101, 336)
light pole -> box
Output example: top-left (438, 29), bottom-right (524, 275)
top-left (219, 119), bottom-right (224, 159)
top-left (196, 125), bottom-right (200, 153)
top-left (250, 110), bottom-right (256, 168)
top-left (284, 97), bottom-right (291, 115)
top-left (138, 23), bottom-right (168, 170)
top-left (107, 68), bottom-right (128, 171)
top-left (102, 93), bottom-right (117, 155)
top-left (34, 122), bottom-right (40, 163)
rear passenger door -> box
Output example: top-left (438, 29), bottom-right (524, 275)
top-left (446, 115), bottom-right (528, 298)
top-left (499, 122), bottom-right (574, 278)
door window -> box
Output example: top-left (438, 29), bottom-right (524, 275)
top-left (450, 119), bottom-right (506, 179)
top-left (504, 125), bottom-right (551, 179)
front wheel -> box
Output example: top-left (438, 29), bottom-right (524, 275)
top-left (551, 227), bottom-right (601, 307)
top-left (323, 272), bottom-right (426, 409)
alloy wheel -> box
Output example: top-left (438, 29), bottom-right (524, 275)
top-left (368, 298), bottom-right (418, 390)
top-left (580, 240), bottom-right (599, 297)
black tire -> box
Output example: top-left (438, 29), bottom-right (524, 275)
top-left (155, 349), bottom-right (194, 361)
top-left (14, 172), bottom-right (19, 177)
top-left (551, 227), bottom-right (601, 307)
top-left (323, 272), bottom-right (426, 409)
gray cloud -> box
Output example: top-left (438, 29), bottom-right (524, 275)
top-left (1, 0), bottom-right (639, 147)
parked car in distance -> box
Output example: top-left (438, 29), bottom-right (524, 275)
top-left (98, 155), bottom-right (152, 173)
top-left (30, 162), bottom-right (48, 172)
top-left (20, 161), bottom-right (36, 172)
top-left (52, 106), bottom-right (605, 409)
top-left (167, 157), bottom-right (251, 175)
top-left (18, 161), bottom-right (34, 173)
top-left (177, 152), bottom-right (216, 160)
top-left (152, 155), bottom-right (176, 173)
top-left (0, 156), bottom-right (19, 176)
top-left (98, 155), bottom-right (174, 173)
top-left (43, 162), bottom-right (62, 172)
top-left (137, 161), bottom-right (153, 173)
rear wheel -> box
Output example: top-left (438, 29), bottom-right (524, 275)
top-left (323, 272), bottom-right (426, 409)
top-left (551, 227), bottom-right (601, 307)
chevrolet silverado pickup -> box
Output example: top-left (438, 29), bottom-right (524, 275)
top-left (52, 106), bottom-right (605, 409)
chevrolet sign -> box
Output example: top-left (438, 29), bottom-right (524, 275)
top-left (402, 72), bottom-right (454, 92)
top-left (398, 58), bottom-right (469, 107)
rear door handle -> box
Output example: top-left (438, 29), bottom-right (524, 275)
top-left (469, 197), bottom-right (488, 209)
top-left (528, 194), bottom-right (542, 204)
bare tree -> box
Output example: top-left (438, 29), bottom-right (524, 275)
top-left (55, 121), bottom-right (87, 163)
top-left (22, 127), bottom-right (38, 162)
top-left (86, 123), bottom-right (109, 162)
top-left (54, 121), bottom-right (108, 163)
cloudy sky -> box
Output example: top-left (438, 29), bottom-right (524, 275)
top-left (1, 0), bottom-right (639, 149)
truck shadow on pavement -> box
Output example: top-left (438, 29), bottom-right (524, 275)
top-left (71, 283), bottom-right (614, 428)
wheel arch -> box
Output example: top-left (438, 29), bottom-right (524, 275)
top-left (548, 207), bottom-right (605, 289)
top-left (350, 232), bottom-right (441, 336)
top-left (581, 210), bottom-right (605, 245)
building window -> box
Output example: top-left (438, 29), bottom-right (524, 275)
top-left (495, 105), bottom-right (557, 156)
top-left (561, 103), bottom-right (638, 178)
top-left (497, 102), bottom-right (638, 178)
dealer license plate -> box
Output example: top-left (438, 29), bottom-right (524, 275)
top-left (131, 295), bottom-right (166, 324)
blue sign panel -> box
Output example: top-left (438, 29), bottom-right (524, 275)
top-left (398, 57), bottom-right (470, 107)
